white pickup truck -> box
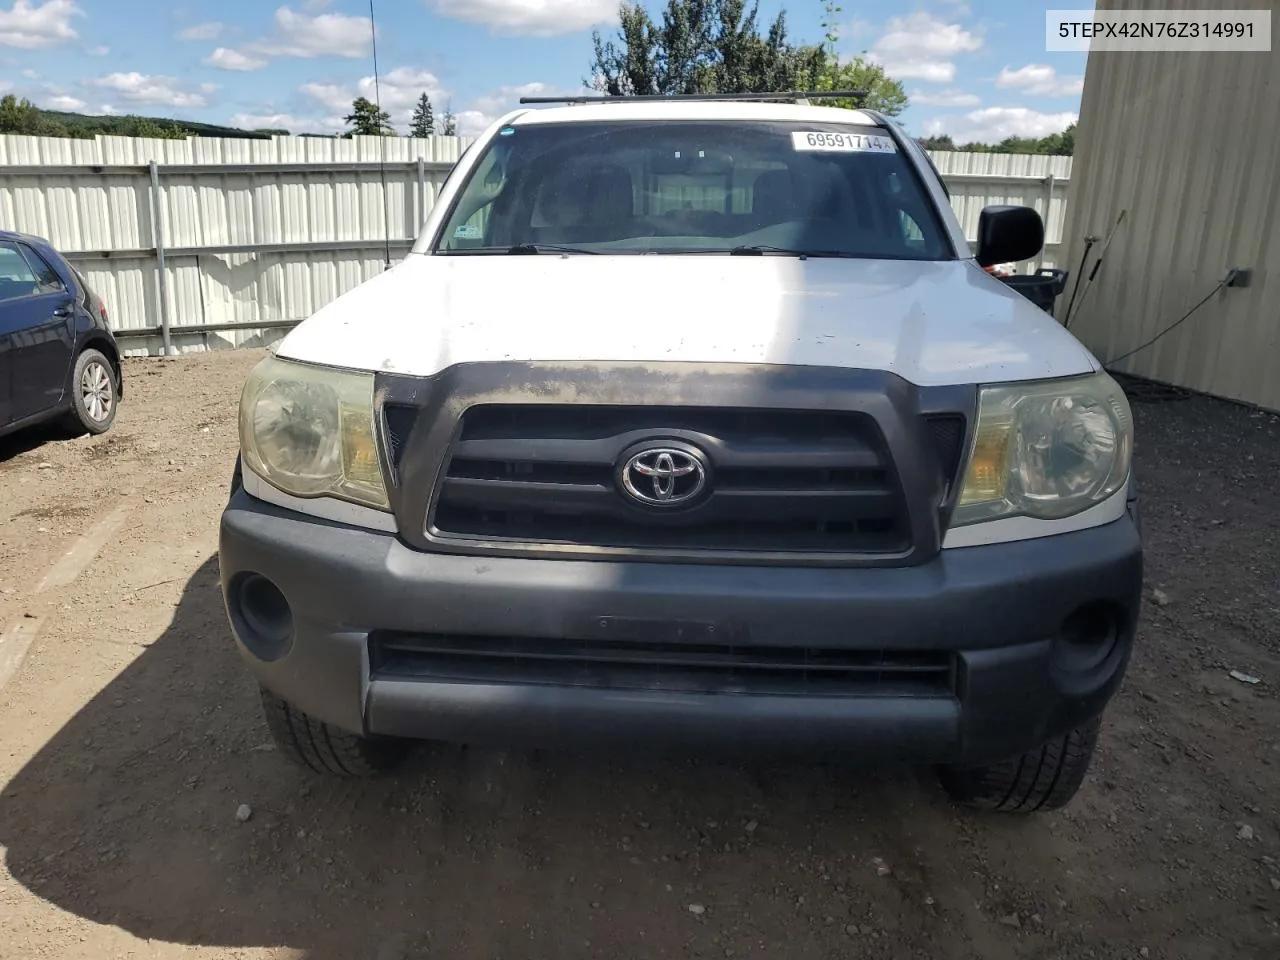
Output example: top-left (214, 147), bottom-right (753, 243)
top-left (220, 95), bottom-right (1141, 814)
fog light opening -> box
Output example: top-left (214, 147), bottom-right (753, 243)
top-left (233, 573), bottom-right (294, 662)
top-left (1052, 602), bottom-right (1122, 675)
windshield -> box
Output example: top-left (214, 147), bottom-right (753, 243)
top-left (433, 119), bottom-right (953, 260)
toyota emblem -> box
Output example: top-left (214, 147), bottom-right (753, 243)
top-left (619, 445), bottom-right (708, 507)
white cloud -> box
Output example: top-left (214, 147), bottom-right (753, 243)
top-left (837, 17), bottom-right (876, 42)
top-left (867, 12), bottom-right (981, 85)
top-left (43, 93), bottom-right (85, 110)
top-left (298, 77), bottom-right (589, 137)
top-left (887, 60), bottom-right (956, 82)
top-left (996, 64), bottom-right (1084, 98)
top-left (228, 111), bottom-right (339, 134)
top-left (21, 67), bottom-right (37, 79)
top-left (90, 73), bottom-right (214, 108)
top-left (0, 0), bottom-right (82, 49)
top-left (458, 81), bottom-right (592, 134)
top-left (205, 47), bottom-right (267, 71)
top-left (469, 81), bottom-right (559, 116)
top-left (430, 0), bottom-right (616, 37)
top-left (86, 43), bottom-right (107, 55)
top-left (454, 110), bottom-right (492, 137)
top-left (248, 5), bottom-right (372, 59)
top-left (298, 76), bottom-right (594, 138)
top-left (925, 106), bottom-right (1077, 144)
top-left (303, 66), bottom-right (446, 128)
top-left (910, 88), bottom-right (981, 108)
top-left (299, 82), bottom-right (350, 113)
top-left (178, 21), bottom-right (224, 41)
top-left (872, 13), bottom-right (983, 56)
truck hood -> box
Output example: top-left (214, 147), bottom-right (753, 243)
top-left (276, 254), bottom-right (1098, 387)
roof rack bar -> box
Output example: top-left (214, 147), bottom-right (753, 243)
top-left (518, 91), bottom-right (869, 105)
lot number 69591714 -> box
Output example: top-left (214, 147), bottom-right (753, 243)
top-left (791, 131), bottom-right (897, 153)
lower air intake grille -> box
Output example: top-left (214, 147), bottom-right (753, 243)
top-left (370, 632), bottom-right (957, 698)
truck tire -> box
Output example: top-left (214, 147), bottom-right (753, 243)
top-left (938, 717), bottom-right (1102, 813)
top-left (259, 687), bottom-right (409, 778)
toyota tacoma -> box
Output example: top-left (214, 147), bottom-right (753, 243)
top-left (219, 95), bottom-right (1141, 813)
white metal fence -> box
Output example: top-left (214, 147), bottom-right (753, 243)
top-left (929, 150), bottom-right (1071, 270)
top-left (0, 133), bottom-right (1071, 356)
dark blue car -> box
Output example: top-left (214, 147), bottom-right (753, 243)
top-left (0, 230), bottom-right (122, 440)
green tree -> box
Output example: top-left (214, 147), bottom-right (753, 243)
top-left (588, 1), bottom-right (906, 115)
top-left (806, 1), bottom-right (907, 114)
top-left (440, 103), bottom-right (458, 137)
top-left (590, 3), bottom-right (659, 94)
top-left (820, 0), bottom-right (842, 55)
top-left (33, 116), bottom-right (70, 136)
top-left (917, 134), bottom-right (955, 151)
top-left (409, 92), bottom-right (435, 138)
top-left (1037, 123), bottom-right (1075, 155)
top-left (0, 94), bottom-right (42, 134)
top-left (920, 125), bottom-right (1075, 155)
top-left (343, 97), bottom-right (393, 137)
top-left (115, 115), bottom-right (187, 139)
top-left (804, 57), bottom-right (907, 115)
top-left (590, 1), bottom-right (826, 96)
top-left (0, 96), bottom-right (285, 140)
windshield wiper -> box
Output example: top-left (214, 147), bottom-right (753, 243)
top-left (507, 243), bottom-right (599, 255)
top-left (728, 245), bottom-right (859, 259)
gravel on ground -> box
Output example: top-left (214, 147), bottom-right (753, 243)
top-left (0, 352), bottom-right (1277, 960)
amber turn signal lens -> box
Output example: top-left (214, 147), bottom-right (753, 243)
top-left (958, 418), bottom-right (1012, 505)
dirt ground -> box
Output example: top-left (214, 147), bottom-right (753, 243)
top-left (1, 351), bottom-right (1278, 960)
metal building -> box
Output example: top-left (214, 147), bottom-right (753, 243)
top-left (1059, 0), bottom-right (1280, 410)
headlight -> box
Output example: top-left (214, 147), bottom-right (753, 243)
top-left (953, 372), bottom-right (1132, 526)
top-left (239, 355), bottom-right (389, 510)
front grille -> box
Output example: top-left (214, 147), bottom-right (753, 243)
top-left (370, 632), bottom-right (957, 698)
top-left (428, 405), bottom-right (912, 557)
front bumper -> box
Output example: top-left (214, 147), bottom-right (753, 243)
top-left (219, 490), bottom-right (1143, 764)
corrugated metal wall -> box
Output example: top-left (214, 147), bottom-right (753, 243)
top-left (1060, 0), bottom-right (1280, 409)
top-left (0, 134), bottom-right (474, 356)
top-left (1, 133), bottom-right (1070, 357)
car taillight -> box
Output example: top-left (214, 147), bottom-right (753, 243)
top-left (98, 303), bottom-right (108, 322)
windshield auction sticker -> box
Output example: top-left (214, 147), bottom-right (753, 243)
top-left (791, 132), bottom-right (897, 153)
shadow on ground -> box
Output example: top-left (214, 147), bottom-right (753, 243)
top-left (0, 557), bottom-right (1045, 959)
top-left (0, 421), bottom-right (68, 464)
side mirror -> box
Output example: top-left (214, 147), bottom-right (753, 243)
top-left (976, 205), bottom-right (1044, 267)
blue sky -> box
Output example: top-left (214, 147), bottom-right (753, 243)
top-left (0, 0), bottom-right (1087, 142)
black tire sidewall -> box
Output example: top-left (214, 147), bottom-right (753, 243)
top-left (69, 348), bottom-right (118, 435)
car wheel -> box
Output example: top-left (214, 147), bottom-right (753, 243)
top-left (259, 686), bottom-right (410, 778)
top-left (937, 716), bottom-right (1101, 813)
top-left (63, 348), bottom-right (118, 435)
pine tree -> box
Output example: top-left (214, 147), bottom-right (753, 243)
top-left (441, 103), bottom-right (458, 137)
top-left (343, 97), bottom-right (393, 137)
top-left (409, 92), bottom-right (435, 138)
